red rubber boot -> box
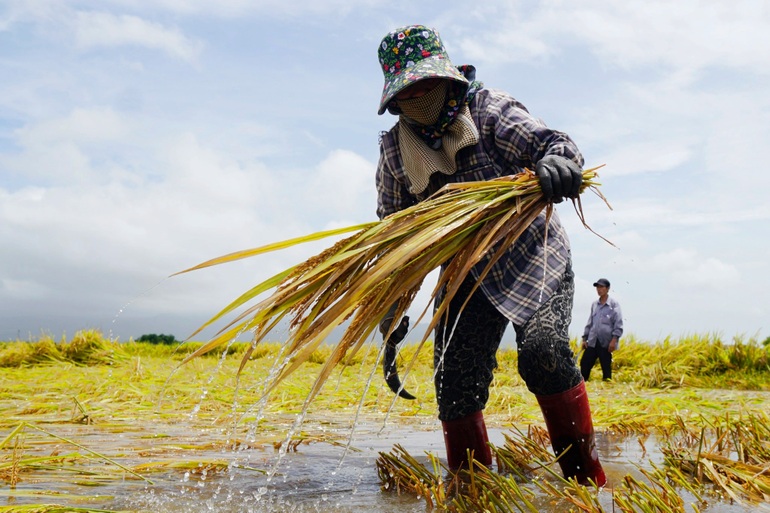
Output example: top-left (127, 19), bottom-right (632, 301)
top-left (441, 410), bottom-right (493, 471)
top-left (536, 382), bottom-right (606, 486)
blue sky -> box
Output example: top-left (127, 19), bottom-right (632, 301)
top-left (1, 1), bottom-right (768, 344)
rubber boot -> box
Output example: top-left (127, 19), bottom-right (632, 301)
top-left (441, 410), bottom-right (493, 471)
top-left (536, 381), bottom-right (606, 486)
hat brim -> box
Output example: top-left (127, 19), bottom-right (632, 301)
top-left (378, 56), bottom-right (468, 115)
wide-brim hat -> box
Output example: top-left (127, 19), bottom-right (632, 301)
top-left (377, 25), bottom-right (469, 115)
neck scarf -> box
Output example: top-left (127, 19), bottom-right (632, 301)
top-left (395, 65), bottom-right (483, 194)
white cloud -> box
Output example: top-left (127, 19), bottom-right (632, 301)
top-left (308, 150), bottom-right (377, 224)
top-left (650, 248), bottom-right (740, 289)
top-left (17, 107), bottom-right (128, 146)
top-left (74, 11), bottom-right (203, 62)
top-left (568, 2), bottom-right (770, 73)
top-left (457, 1), bottom-right (770, 75)
top-left (84, 0), bottom-right (387, 19)
top-left (598, 141), bottom-right (692, 177)
top-left (0, 128), bottom-right (382, 330)
top-left (2, 107), bottom-right (131, 184)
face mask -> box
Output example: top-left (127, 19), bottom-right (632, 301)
top-left (396, 80), bottom-right (448, 126)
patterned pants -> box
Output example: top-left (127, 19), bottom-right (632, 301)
top-left (434, 268), bottom-right (582, 421)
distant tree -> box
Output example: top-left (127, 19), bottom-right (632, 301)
top-left (137, 333), bottom-right (177, 345)
top-left (763, 336), bottom-right (770, 347)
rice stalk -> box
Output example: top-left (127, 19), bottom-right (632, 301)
top-left (59, 329), bottom-right (127, 365)
top-left (486, 425), bottom-right (556, 485)
top-left (0, 423), bottom-right (152, 485)
top-left (611, 467), bottom-right (691, 512)
top-left (0, 506), bottom-right (123, 513)
top-left (175, 167), bottom-right (610, 407)
top-left (660, 411), bottom-right (770, 507)
top-left (450, 465), bottom-right (540, 513)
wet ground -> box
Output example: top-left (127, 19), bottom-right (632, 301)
top-left (2, 415), bottom-right (760, 512)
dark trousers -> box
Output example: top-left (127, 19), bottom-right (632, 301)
top-left (580, 345), bottom-right (613, 381)
top-left (434, 270), bottom-right (582, 421)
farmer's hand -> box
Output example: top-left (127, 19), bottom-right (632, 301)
top-left (535, 155), bottom-right (582, 203)
top-left (582, 338), bottom-right (588, 350)
top-left (608, 338), bottom-right (618, 353)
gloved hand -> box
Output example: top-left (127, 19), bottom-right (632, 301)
top-left (381, 315), bottom-right (415, 400)
top-left (535, 155), bottom-right (583, 203)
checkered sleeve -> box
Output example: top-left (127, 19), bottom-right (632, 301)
top-left (466, 89), bottom-right (578, 325)
top-left (482, 90), bottom-right (584, 170)
top-left (376, 133), bottom-right (414, 220)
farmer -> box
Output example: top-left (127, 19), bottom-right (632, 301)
top-left (580, 278), bottom-right (624, 381)
top-left (375, 25), bottom-right (606, 486)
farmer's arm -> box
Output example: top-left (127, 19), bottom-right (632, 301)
top-left (376, 140), bottom-right (413, 220)
top-left (480, 90), bottom-right (584, 172)
top-left (609, 301), bottom-right (624, 352)
top-left (582, 307), bottom-right (593, 348)
top-left (375, 142), bottom-right (418, 399)
top-left (375, 142), bottom-right (415, 330)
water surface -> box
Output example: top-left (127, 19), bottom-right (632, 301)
top-left (4, 415), bottom-right (756, 512)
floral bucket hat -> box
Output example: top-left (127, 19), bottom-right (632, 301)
top-left (377, 25), bottom-right (469, 115)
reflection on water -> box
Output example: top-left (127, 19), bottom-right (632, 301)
top-left (2, 417), bottom-right (761, 512)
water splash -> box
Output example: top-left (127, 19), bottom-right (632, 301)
top-left (107, 277), bottom-right (169, 341)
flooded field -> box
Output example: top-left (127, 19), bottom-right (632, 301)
top-left (1, 412), bottom-right (764, 513)
top-left (2, 335), bottom-right (769, 512)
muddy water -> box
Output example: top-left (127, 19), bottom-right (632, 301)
top-left (4, 416), bottom-right (757, 513)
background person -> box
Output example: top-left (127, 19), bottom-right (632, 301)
top-left (375, 25), bottom-right (605, 486)
top-left (581, 278), bottom-right (624, 381)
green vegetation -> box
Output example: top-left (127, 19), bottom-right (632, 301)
top-left (135, 334), bottom-right (178, 345)
top-left (0, 330), bottom-right (769, 512)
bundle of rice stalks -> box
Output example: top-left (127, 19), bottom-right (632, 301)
top-left (375, 428), bottom-right (577, 512)
top-left (376, 444), bottom-right (447, 506)
top-left (496, 425), bottom-right (554, 477)
top-left (375, 443), bottom-right (541, 512)
top-left (176, 167), bottom-right (609, 406)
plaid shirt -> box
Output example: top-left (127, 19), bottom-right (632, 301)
top-left (376, 88), bottom-right (584, 326)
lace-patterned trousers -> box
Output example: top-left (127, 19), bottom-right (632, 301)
top-left (434, 267), bottom-right (582, 421)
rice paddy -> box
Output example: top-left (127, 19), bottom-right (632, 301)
top-left (0, 330), bottom-right (768, 511)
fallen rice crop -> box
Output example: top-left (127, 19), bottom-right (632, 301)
top-left (1, 331), bottom-right (769, 512)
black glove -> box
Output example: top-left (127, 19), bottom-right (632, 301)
top-left (535, 155), bottom-right (583, 203)
top-left (381, 315), bottom-right (415, 400)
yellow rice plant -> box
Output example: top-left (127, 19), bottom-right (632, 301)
top-left (175, 167), bottom-right (610, 406)
top-left (661, 411), bottom-right (770, 506)
top-left (59, 329), bottom-right (128, 365)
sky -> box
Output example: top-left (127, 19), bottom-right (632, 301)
top-left (1, 0), bottom-right (768, 346)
